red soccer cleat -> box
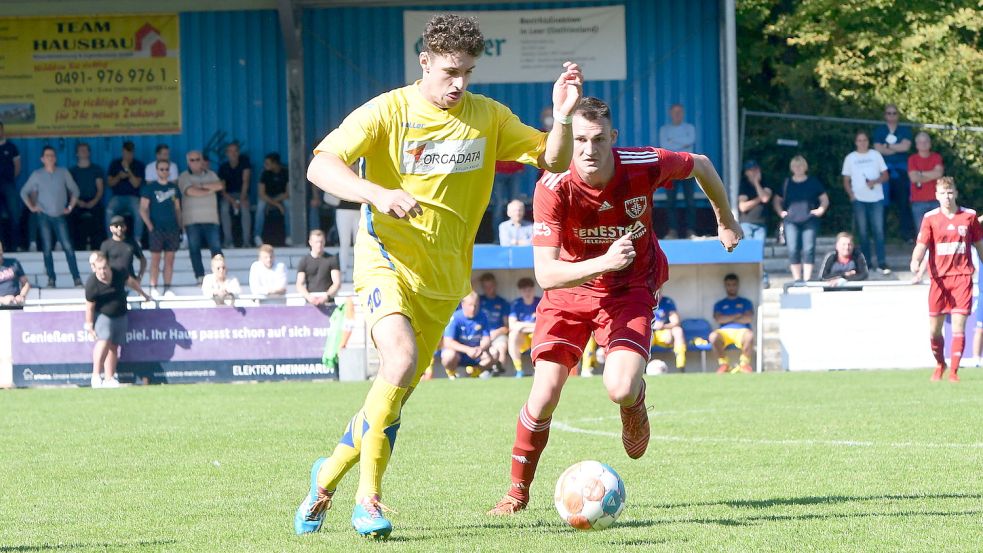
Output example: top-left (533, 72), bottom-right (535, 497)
top-left (486, 494), bottom-right (527, 516)
top-left (738, 363), bottom-right (753, 373)
top-left (949, 368), bottom-right (960, 383)
top-left (930, 363), bottom-right (946, 381)
top-left (620, 406), bottom-right (650, 460)
top-left (716, 363), bottom-right (730, 374)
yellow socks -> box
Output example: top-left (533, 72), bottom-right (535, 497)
top-left (739, 354), bottom-right (751, 366)
top-left (355, 378), bottom-right (407, 500)
top-left (674, 344), bottom-right (687, 370)
top-left (317, 410), bottom-right (365, 491)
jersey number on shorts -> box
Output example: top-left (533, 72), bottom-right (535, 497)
top-left (367, 288), bottom-right (382, 314)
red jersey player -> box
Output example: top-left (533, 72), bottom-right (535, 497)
top-left (487, 97), bottom-right (742, 515)
top-left (910, 177), bottom-right (983, 382)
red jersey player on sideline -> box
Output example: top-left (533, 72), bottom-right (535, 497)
top-left (910, 177), bottom-right (983, 382)
top-left (487, 97), bottom-right (742, 516)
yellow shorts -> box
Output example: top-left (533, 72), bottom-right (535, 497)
top-left (518, 332), bottom-right (532, 353)
top-left (651, 329), bottom-right (674, 348)
top-left (356, 265), bottom-right (460, 388)
top-left (716, 328), bottom-right (750, 349)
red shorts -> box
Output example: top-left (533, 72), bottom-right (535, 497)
top-left (531, 288), bottom-right (657, 368)
top-left (928, 275), bottom-right (973, 316)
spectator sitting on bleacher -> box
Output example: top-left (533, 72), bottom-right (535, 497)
top-left (651, 295), bottom-right (686, 372)
top-left (819, 232), bottom-right (869, 287)
top-left (440, 290), bottom-right (495, 379)
top-left (710, 273), bottom-right (755, 374)
top-left (498, 199), bottom-right (533, 246)
top-left (477, 272), bottom-right (510, 375)
top-left (249, 243), bottom-right (288, 296)
top-left (254, 152), bottom-right (292, 247)
top-left (0, 240), bottom-right (30, 305)
top-left (85, 250), bottom-right (150, 388)
top-left (100, 215), bottom-right (146, 284)
top-left (296, 229), bottom-right (340, 306)
top-left (508, 277), bottom-right (541, 378)
top-left (140, 160), bottom-right (182, 297)
top-left (202, 253), bottom-right (240, 305)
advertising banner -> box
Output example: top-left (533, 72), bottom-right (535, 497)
top-left (0, 14), bottom-right (181, 136)
top-left (9, 305), bottom-right (338, 386)
top-left (403, 6), bottom-right (626, 84)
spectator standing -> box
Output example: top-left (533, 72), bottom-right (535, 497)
top-left (334, 196), bottom-right (360, 282)
top-left (68, 143), bottom-right (105, 250)
top-left (477, 272), bottom-right (510, 374)
top-left (491, 161), bottom-right (526, 232)
top-left (20, 146), bottom-right (82, 287)
top-left (842, 131), bottom-right (890, 274)
top-left (0, 240), bottom-right (30, 305)
top-left (143, 144), bottom-right (179, 183)
top-left (440, 290), bottom-right (494, 378)
top-left (0, 122), bottom-right (22, 251)
top-left (249, 243), bottom-right (288, 295)
top-left (179, 150), bottom-right (224, 285)
top-left (873, 104), bottom-right (915, 242)
top-left (218, 143), bottom-right (252, 248)
top-left (202, 253), bottom-right (241, 305)
top-left (773, 155), bottom-right (829, 282)
top-left (507, 277), bottom-right (540, 378)
top-left (84, 251), bottom-right (150, 388)
top-left (140, 159), bottom-right (182, 296)
top-left (709, 273), bottom-right (755, 373)
top-left (737, 159), bottom-right (772, 287)
top-left (254, 153), bottom-right (292, 246)
top-left (819, 232), bottom-right (869, 286)
top-left (498, 199), bottom-right (534, 246)
top-left (105, 141), bottom-right (146, 241)
top-left (296, 229), bottom-right (340, 305)
top-left (659, 103), bottom-right (697, 238)
top-left (99, 215), bottom-right (146, 283)
top-left (907, 131), bottom-right (944, 230)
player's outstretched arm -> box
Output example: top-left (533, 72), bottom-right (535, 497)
top-left (308, 152), bottom-right (422, 219)
top-left (538, 62), bottom-right (583, 173)
top-left (688, 154), bottom-right (742, 252)
top-left (533, 234), bottom-right (635, 290)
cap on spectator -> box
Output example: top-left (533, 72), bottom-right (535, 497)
top-left (743, 160), bottom-right (760, 171)
top-left (109, 215), bottom-right (126, 226)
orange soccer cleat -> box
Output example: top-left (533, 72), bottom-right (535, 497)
top-left (486, 494), bottom-right (527, 516)
top-left (930, 363), bottom-right (946, 381)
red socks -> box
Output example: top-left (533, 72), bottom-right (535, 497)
top-left (951, 333), bottom-right (964, 373)
top-left (507, 404), bottom-right (551, 503)
top-left (931, 335), bottom-right (945, 365)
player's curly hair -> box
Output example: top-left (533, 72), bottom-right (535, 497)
top-left (574, 97), bottom-right (612, 122)
top-left (423, 14), bottom-right (485, 57)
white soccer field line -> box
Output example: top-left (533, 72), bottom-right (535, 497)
top-left (551, 421), bottom-right (983, 450)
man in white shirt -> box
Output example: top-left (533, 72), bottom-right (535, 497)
top-left (842, 131), bottom-right (890, 273)
top-left (249, 243), bottom-right (288, 295)
top-left (658, 103), bottom-right (697, 238)
top-left (498, 199), bottom-right (533, 246)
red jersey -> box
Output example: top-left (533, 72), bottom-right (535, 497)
top-left (917, 206), bottom-right (983, 278)
top-left (532, 147), bottom-right (694, 297)
top-left (907, 152), bottom-right (943, 202)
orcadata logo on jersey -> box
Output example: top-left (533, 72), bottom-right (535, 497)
top-left (624, 196), bottom-right (647, 219)
top-left (575, 220), bottom-right (647, 244)
top-left (400, 138), bottom-right (486, 175)
top-left (533, 222), bottom-right (552, 237)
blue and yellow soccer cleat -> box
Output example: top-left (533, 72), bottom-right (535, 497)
top-left (294, 458), bottom-right (334, 535)
top-left (351, 496), bottom-right (394, 539)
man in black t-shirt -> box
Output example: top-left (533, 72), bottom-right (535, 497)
top-left (254, 152), bottom-right (291, 246)
top-left (69, 142), bottom-right (106, 250)
top-left (296, 229), bottom-right (340, 306)
top-left (1, 122), bottom-right (23, 250)
top-left (84, 250), bottom-right (149, 388)
top-left (737, 160), bottom-right (772, 287)
top-left (100, 215), bottom-right (146, 281)
top-left (106, 141), bottom-right (146, 242)
top-left (218, 143), bottom-right (252, 247)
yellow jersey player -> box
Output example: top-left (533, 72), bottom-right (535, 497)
top-left (294, 14), bottom-right (582, 539)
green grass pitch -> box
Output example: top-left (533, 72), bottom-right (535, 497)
top-left (2, 370), bottom-right (981, 552)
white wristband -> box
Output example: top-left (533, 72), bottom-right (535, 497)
top-left (553, 111), bottom-right (573, 125)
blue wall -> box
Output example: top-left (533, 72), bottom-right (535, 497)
top-left (303, 0), bottom-right (722, 165)
top-left (7, 10), bottom-right (287, 193)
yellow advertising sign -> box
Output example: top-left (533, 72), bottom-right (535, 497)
top-left (0, 14), bottom-right (181, 137)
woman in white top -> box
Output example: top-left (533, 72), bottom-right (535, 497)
top-left (202, 253), bottom-right (241, 305)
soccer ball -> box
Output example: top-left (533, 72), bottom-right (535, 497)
top-left (554, 460), bottom-right (626, 530)
top-left (646, 358), bottom-right (669, 375)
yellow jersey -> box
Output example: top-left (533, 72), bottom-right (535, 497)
top-left (314, 82), bottom-right (547, 300)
